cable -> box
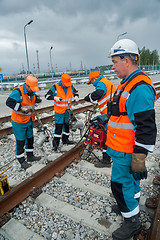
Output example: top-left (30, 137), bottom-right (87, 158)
top-left (79, 146), bottom-right (101, 161)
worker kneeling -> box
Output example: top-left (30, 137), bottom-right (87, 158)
top-left (6, 76), bottom-right (42, 170)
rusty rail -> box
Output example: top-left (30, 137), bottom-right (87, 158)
top-left (0, 142), bottom-right (84, 217)
top-left (148, 197), bottom-right (160, 240)
top-left (0, 103), bottom-right (94, 136)
top-left (147, 82), bottom-right (160, 240)
top-left (0, 99), bottom-right (86, 124)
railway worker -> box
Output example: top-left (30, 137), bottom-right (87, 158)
top-left (6, 76), bottom-right (42, 170)
top-left (84, 70), bottom-right (116, 168)
top-left (45, 73), bottom-right (79, 152)
top-left (105, 38), bottom-right (157, 240)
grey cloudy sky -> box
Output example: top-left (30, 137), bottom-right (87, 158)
top-left (0, 0), bottom-right (160, 75)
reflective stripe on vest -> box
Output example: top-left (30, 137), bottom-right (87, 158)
top-left (54, 84), bottom-right (73, 114)
top-left (11, 86), bottom-right (36, 124)
top-left (106, 71), bottom-right (156, 153)
top-left (97, 78), bottom-right (116, 114)
top-left (108, 120), bottom-right (134, 129)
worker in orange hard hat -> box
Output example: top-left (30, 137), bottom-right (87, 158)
top-left (26, 75), bottom-right (40, 92)
top-left (61, 73), bottom-right (72, 87)
top-left (6, 75), bottom-right (42, 170)
top-left (86, 71), bottom-right (101, 85)
top-left (45, 73), bottom-right (79, 152)
top-left (84, 70), bottom-right (116, 168)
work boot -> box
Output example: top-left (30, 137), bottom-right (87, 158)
top-left (94, 152), bottom-right (111, 168)
top-left (27, 155), bottom-right (41, 162)
top-left (62, 134), bottom-right (74, 145)
top-left (52, 145), bottom-right (58, 152)
top-left (112, 214), bottom-right (142, 240)
top-left (21, 161), bottom-right (31, 170)
top-left (52, 138), bottom-right (60, 152)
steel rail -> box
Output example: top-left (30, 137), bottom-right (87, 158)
top-left (148, 195), bottom-right (160, 240)
top-left (0, 104), bottom-right (94, 136)
top-left (0, 142), bottom-right (84, 217)
top-left (0, 99), bottom-right (86, 124)
top-left (148, 197), bottom-right (160, 240)
top-left (1, 82), bottom-right (159, 124)
top-left (0, 83), bottom-right (159, 125)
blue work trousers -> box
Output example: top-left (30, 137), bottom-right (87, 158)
top-left (107, 148), bottom-right (141, 218)
top-left (11, 119), bottom-right (34, 159)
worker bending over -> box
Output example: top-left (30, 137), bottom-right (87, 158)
top-left (6, 76), bottom-right (42, 170)
top-left (84, 71), bottom-right (116, 167)
top-left (45, 73), bottom-right (79, 152)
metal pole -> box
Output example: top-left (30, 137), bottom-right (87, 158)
top-left (117, 32), bottom-right (127, 41)
top-left (24, 20), bottom-right (33, 74)
top-left (49, 46), bottom-right (54, 80)
top-left (36, 50), bottom-right (40, 74)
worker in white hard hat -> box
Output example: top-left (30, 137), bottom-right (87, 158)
top-left (6, 76), bottom-right (42, 170)
top-left (104, 39), bottom-right (157, 240)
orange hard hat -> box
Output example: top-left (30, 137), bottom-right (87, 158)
top-left (26, 76), bottom-right (39, 92)
top-left (87, 71), bottom-right (101, 84)
top-left (61, 74), bottom-right (72, 87)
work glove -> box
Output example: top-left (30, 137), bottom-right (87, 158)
top-left (91, 114), bottom-right (109, 125)
top-left (54, 97), bottom-right (62, 102)
top-left (74, 96), bottom-right (79, 102)
top-left (130, 153), bottom-right (148, 180)
top-left (35, 95), bottom-right (42, 103)
top-left (21, 106), bottom-right (29, 114)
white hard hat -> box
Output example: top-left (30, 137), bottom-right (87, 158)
top-left (108, 39), bottom-right (139, 58)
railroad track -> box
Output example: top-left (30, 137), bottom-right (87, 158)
top-left (0, 85), bottom-right (160, 239)
top-left (0, 141), bottom-right (159, 240)
top-left (0, 99), bottom-right (94, 136)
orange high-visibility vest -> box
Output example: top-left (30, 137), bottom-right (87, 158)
top-left (97, 77), bottom-right (116, 114)
top-left (54, 84), bottom-right (74, 114)
top-left (106, 71), bottom-right (157, 153)
top-left (11, 86), bottom-right (36, 124)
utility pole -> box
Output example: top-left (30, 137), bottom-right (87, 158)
top-left (49, 46), bottom-right (54, 80)
top-left (24, 20), bottom-right (33, 74)
top-left (48, 62), bottom-right (50, 73)
top-left (36, 50), bottom-right (40, 74)
top-left (80, 61), bottom-right (83, 70)
top-left (33, 63), bottom-right (36, 74)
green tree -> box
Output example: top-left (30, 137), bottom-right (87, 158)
top-left (139, 47), bottom-right (160, 65)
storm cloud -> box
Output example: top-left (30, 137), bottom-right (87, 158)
top-left (0, 0), bottom-right (160, 74)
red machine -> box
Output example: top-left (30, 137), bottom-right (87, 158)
top-left (84, 123), bottom-right (107, 149)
